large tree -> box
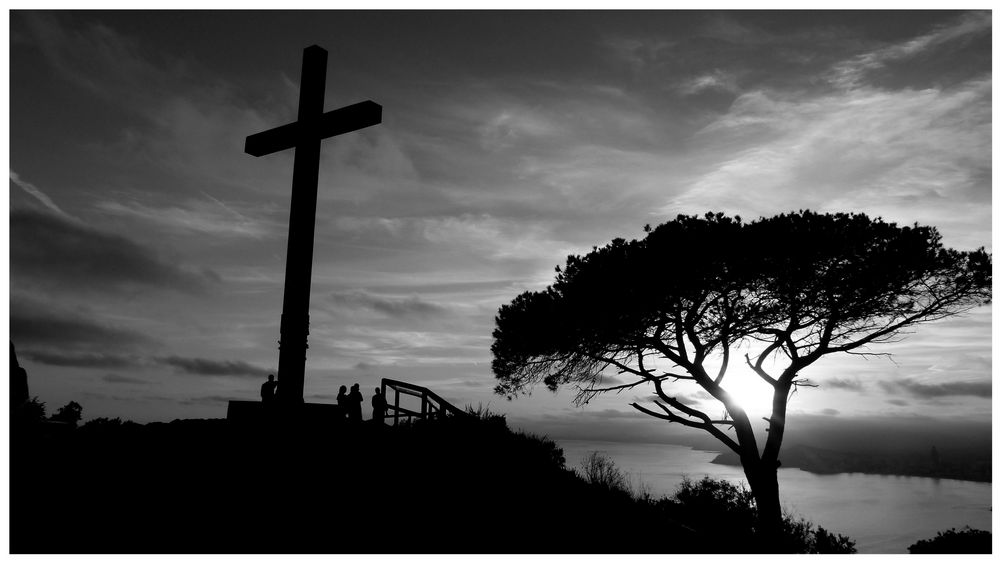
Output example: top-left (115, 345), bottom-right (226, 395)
top-left (491, 211), bottom-right (991, 544)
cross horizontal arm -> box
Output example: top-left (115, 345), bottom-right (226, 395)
top-left (245, 100), bottom-right (383, 157)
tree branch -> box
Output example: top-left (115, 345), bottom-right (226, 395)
top-left (630, 401), bottom-right (741, 454)
top-left (744, 353), bottom-right (777, 387)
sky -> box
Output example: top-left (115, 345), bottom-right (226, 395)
top-left (8, 10), bottom-right (992, 450)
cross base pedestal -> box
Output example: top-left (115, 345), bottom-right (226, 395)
top-left (226, 400), bottom-right (344, 427)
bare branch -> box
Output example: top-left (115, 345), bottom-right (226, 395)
top-left (630, 402), bottom-right (741, 454)
top-left (744, 353), bottom-right (777, 387)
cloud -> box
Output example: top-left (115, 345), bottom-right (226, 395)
top-left (886, 399), bottom-right (910, 407)
top-left (822, 378), bottom-right (865, 392)
top-left (22, 351), bottom-right (142, 369)
top-left (102, 373), bottom-right (149, 384)
top-left (95, 195), bottom-right (271, 239)
top-left (479, 109), bottom-right (563, 151)
top-left (878, 378), bottom-right (991, 400)
top-left (11, 207), bottom-right (220, 294)
top-left (673, 77), bottom-right (990, 250)
top-left (645, 390), bottom-right (715, 406)
top-left (829, 12), bottom-right (991, 89)
top-left (156, 356), bottom-right (271, 378)
top-left (677, 70), bottom-right (740, 95)
top-left (10, 171), bottom-right (74, 220)
top-left (329, 289), bottom-right (448, 319)
top-left (17, 13), bottom-right (300, 197)
top-left (819, 408), bottom-right (840, 416)
top-left (601, 36), bottom-right (676, 74)
top-left (177, 395), bottom-right (235, 406)
top-left (11, 298), bottom-right (152, 352)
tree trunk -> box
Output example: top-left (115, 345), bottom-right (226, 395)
top-left (745, 462), bottom-right (783, 551)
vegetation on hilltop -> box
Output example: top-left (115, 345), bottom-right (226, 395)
top-left (13, 404), bottom-right (852, 553)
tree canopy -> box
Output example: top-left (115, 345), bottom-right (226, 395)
top-left (491, 210), bottom-right (990, 531)
top-left (494, 211), bottom-right (990, 404)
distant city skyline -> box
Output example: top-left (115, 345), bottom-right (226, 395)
top-left (9, 11), bottom-right (991, 445)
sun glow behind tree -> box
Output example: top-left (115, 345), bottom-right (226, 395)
top-left (492, 211), bottom-right (990, 538)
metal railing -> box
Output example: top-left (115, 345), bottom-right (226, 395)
top-left (380, 378), bottom-right (467, 426)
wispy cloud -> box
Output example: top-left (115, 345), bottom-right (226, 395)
top-left (96, 195), bottom-right (271, 238)
top-left (177, 395), bottom-right (235, 406)
top-left (23, 351), bottom-right (142, 369)
top-left (329, 289), bottom-right (448, 319)
top-left (676, 70), bottom-right (740, 96)
top-left (11, 207), bottom-right (220, 294)
top-left (829, 12), bottom-right (991, 89)
top-left (878, 378), bottom-right (991, 400)
top-left (156, 356), bottom-right (271, 378)
top-left (11, 298), bottom-right (153, 352)
top-left (672, 77), bottom-right (990, 249)
top-left (822, 378), bottom-right (865, 392)
top-left (102, 373), bottom-right (150, 385)
top-left (10, 170), bottom-right (75, 220)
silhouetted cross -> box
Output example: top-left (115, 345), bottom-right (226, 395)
top-left (246, 45), bottom-right (382, 405)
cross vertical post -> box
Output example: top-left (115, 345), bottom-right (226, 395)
top-left (245, 45), bottom-right (382, 406)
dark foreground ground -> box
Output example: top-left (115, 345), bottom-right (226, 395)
top-left (12, 413), bottom-right (699, 553)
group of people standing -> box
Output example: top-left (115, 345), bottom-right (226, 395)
top-left (338, 383), bottom-right (387, 423)
top-left (261, 375), bottom-right (387, 423)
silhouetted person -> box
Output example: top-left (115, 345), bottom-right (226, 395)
top-left (348, 383), bottom-right (363, 423)
top-left (261, 374), bottom-right (278, 404)
top-left (371, 387), bottom-right (386, 424)
top-left (336, 385), bottom-right (349, 420)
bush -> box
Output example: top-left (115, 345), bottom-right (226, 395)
top-left (571, 457), bottom-right (856, 554)
top-left (907, 526), bottom-right (990, 553)
top-left (50, 401), bottom-right (83, 427)
top-left (579, 451), bottom-right (630, 493)
top-left (665, 476), bottom-right (856, 553)
top-left (13, 397), bottom-right (46, 427)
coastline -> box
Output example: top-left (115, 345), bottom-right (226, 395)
top-left (709, 446), bottom-right (991, 484)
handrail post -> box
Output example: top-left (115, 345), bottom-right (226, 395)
top-left (379, 378), bottom-right (386, 426)
top-left (394, 384), bottom-right (400, 427)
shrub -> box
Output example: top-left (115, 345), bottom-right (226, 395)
top-left (907, 526), bottom-right (991, 554)
top-left (665, 476), bottom-right (857, 553)
top-left (579, 451), bottom-right (631, 494)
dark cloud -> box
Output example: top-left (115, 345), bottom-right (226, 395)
top-left (459, 380), bottom-right (489, 388)
top-left (878, 378), bottom-right (991, 400)
top-left (22, 350), bottom-right (142, 369)
top-left (11, 298), bottom-right (152, 352)
top-left (370, 279), bottom-right (525, 295)
top-left (329, 290), bottom-right (447, 319)
top-left (822, 378), bottom-right (865, 392)
top-left (886, 399), bottom-right (910, 406)
top-left (178, 395), bottom-right (235, 406)
top-left (102, 373), bottom-right (149, 384)
top-left (638, 390), bottom-right (714, 405)
top-left (554, 408), bottom-right (640, 421)
top-left (11, 208), bottom-right (219, 294)
top-left (156, 356), bottom-right (271, 378)
top-left (819, 408), bottom-right (840, 416)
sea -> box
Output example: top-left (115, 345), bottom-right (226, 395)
top-left (557, 439), bottom-right (992, 554)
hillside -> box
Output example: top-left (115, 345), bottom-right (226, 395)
top-left (12, 412), bottom-right (698, 553)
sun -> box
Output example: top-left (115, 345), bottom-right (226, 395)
top-left (721, 371), bottom-right (775, 415)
